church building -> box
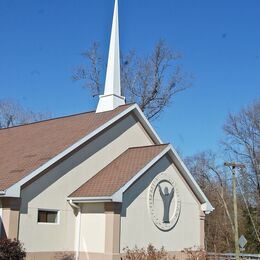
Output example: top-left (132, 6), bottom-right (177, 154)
top-left (0, 1), bottom-right (213, 259)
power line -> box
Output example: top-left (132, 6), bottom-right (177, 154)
top-left (237, 178), bottom-right (260, 243)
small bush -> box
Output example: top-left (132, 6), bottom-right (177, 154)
top-left (55, 252), bottom-right (75, 260)
top-left (122, 244), bottom-right (176, 260)
top-left (183, 247), bottom-right (207, 260)
top-left (0, 239), bottom-right (26, 260)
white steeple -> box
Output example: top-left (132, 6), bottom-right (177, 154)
top-left (96, 0), bottom-right (125, 113)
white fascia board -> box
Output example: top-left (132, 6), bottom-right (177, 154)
top-left (67, 197), bottom-right (112, 203)
top-left (4, 104), bottom-right (140, 197)
top-left (112, 145), bottom-right (171, 202)
top-left (167, 144), bottom-right (214, 213)
top-left (202, 202), bottom-right (214, 214)
top-left (112, 144), bottom-right (214, 214)
top-left (132, 105), bottom-right (162, 145)
top-left (3, 104), bottom-right (162, 198)
top-left (2, 102), bottom-right (212, 214)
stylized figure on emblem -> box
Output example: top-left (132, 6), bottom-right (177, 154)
top-left (158, 184), bottom-right (174, 223)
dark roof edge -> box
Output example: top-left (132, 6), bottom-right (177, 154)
top-left (0, 103), bottom-right (134, 131)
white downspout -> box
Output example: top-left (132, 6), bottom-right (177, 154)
top-left (69, 200), bottom-right (81, 260)
top-left (0, 200), bottom-right (2, 238)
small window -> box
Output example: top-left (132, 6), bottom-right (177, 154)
top-left (38, 210), bottom-right (58, 224)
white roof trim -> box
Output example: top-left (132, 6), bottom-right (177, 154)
top-left (133, 105), bottom-right (163, 144)
top-left (2, 102), bottom-right (212, 214)
top-left (67, 197), bottom-right (112, 203)
top-left (112, 144), bottom-right (214, 213)
top-left (4, 104), bottom-right (161, 197)
top-left (167, 145), bottom-right (214, 213)
top-left (112, 145), bottom-right (171, 202)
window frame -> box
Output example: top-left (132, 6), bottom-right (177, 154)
top-left (37, 209), bottom-right (60, 225)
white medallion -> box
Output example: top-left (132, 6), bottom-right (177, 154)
top-left (148, 173), bottom-right (181, 231)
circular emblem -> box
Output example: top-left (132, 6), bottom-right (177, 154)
top-left (148, 173), bottom-right (181, 231)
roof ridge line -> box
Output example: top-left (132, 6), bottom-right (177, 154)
top-left (0, 103), bottom-right (134, 131)
top-left (128, 143), bottom-right (170, 150)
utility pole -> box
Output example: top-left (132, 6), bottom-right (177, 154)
top-left (224, 162), bottom-right (245, 260)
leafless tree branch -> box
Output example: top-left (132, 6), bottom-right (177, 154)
top-left (73, 40), bottom-right (190, 120)
top-left (0, 99), bottom-right (50, 128)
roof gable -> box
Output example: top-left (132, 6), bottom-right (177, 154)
top-left (70, 144), bottom-right (168, 198)
top-left (68, 144), bottom-right (214, 213)
top-left (0, 104), bottom-right (133, 191)
top-left (0, 103), bottom-right (212, 214)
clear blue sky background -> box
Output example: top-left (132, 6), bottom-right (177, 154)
top-left (0, 0), bottom-right (259, 156)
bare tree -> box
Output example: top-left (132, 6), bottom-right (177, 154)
top-left (185, 152), bottom-right (234, 253)
top-left (222, 100), bottom-right (260, 202)
top-left (73, 40), bottom-right (190, 120)
top-left (0, 99), bottom-right (50, 128)
top-left (221, 100), bottom-right (260, 253)
top-left (72, 42), bottom-right (102, 97)
top-left (185, 101), bottom-right (260, 253)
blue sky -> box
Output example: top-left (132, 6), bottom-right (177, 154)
top-left (0, 0), bottom-right (259, 156)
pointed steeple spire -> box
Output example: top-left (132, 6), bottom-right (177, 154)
top-left (96, 0), bottom-right (125, 113)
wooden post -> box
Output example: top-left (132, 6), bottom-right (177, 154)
top-left (224, 162), bottom-right (245, 260)
top-left (232, 166), bottom-right (240, 260)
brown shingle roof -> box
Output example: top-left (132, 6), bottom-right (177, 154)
top-left (70, 144), bottom-right (168, 198)
top-left (0, 104), bottom-right (133, 191)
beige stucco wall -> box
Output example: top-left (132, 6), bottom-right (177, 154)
top-left (19, 113), bottom-right (154, 253)
top-left (78, 202), bottom-right (121, 260)
top-left (120, 155), bottom-right (202, 252)
top-left (0, 198), bottom-right (21, 239)
top-left (80, 204), bottom-right (106, 253)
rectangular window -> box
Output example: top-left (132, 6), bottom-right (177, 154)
top-left (37, 210), bottom-right (58, 224)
